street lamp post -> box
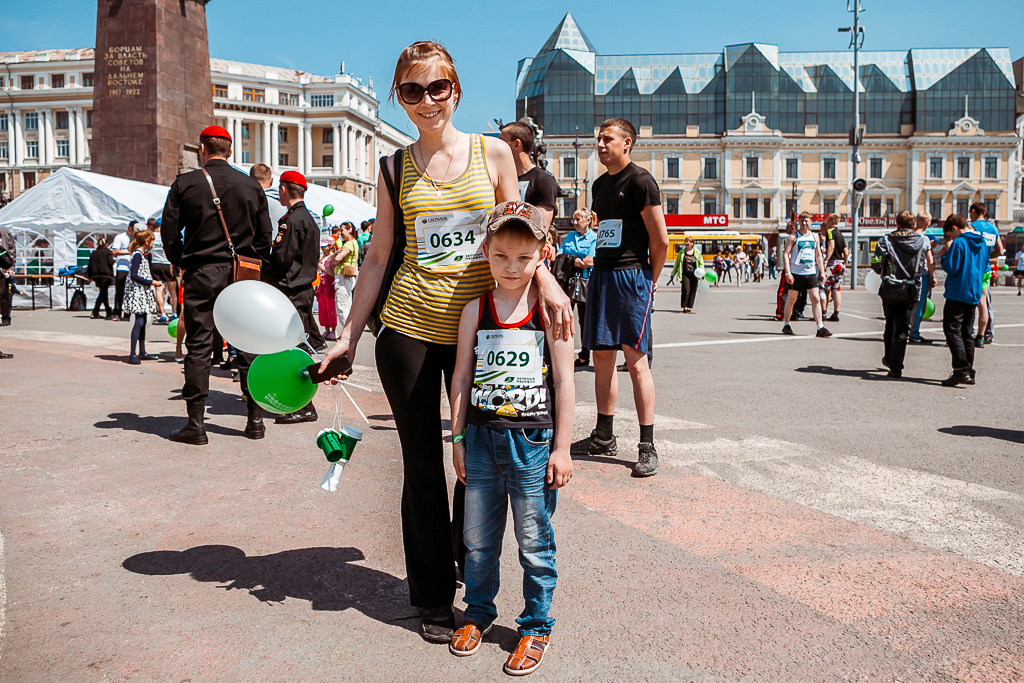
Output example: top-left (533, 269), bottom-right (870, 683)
top-left (840, 0), bottom-right (865, 289)
top-left (572, 126), bottom-right (580, 214)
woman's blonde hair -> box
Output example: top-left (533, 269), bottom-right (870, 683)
top-left (390, 41), bottom-right (462, 111)
top-left (573, 208), bottom-right (596, 228)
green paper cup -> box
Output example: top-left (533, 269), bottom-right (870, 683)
top-left (317, 426), bottom-right (362, 463)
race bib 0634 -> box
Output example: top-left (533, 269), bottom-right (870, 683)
top-left (596, 219), bottom-right (623, 249)
top-left (415, 209), bottom-right (488, 269)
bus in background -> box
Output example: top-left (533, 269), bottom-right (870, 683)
top-left (667, 232), bottom-right (763, 259)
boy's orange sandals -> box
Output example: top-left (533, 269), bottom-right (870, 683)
top-left (503, 635), bottom-right (550, 676)
top-left (449, 622), bottom-right (492, 657)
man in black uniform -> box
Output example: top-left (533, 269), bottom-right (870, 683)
top-left (499, 121), bottom-right (559, 228)
top-left (161, 125), bottom-right (273, 445)
top-left (266, 170), bottom-right (321, 424)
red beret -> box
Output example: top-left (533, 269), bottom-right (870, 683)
top-left (280, 170), bottom-right (307, 189)
top-left (200, 125), bottom-right (232, 142)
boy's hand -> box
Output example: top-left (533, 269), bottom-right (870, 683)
top-left (546, 449), bottom-right (573, 489)
top-left (453, 442), bottom-right (467, 485)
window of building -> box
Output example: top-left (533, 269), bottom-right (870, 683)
top-left (869, 158), bottom-right (883, 178)
top-left (704, 157), bottom-right (717, 180)
top-left (20, 75), bottom-right (34, 90)
top-left (868, 198), bottom-right (881, 217)
top-left (241, 123), bottom-right (250, 139)
top-left (55, 111), bottom-right (69, 129)
top-left (282, 92), bottom-right (299, 106)
top-left (0, 143), bottom-right (8, 160)
top-left (562, 156), bottom-right (575, 178)
top-left (82, 73), bottom-right (94, 87)
top-left (562, 197), bottom-right (577, 217)
top-left (763, 198), bottom-right (772, 218)
top-left (823, 197), bottom-right (836, 214)
top-left (745, 157), bottom-right (759, 178)
top-left (886, 198), bottom-right (894, 215)
top-left (745, 197), bottom-right (758, 218)
top-left (51, 74), bottom-right (64, 89)
top-left (703, 197), bottom-right (717, 214)
top-left (785, 158), bottom-right (798, 179)
top-left (310, 94), bottom-right (334, 107)
top-left (278, 127), bottom-right (288, 142)
top-left (984, 198), bottom-right (996, 218)
top-left (0, 113), bottom-right (6, 131)
top-left (57, 139), bottom-right (69, 157)
top-left (24, 172), bottom-right (36, 189)
top-left (929, 197), bottom-right (942, 218)
top-left (785, 198), bottom-right (797, 218)
top-left (241, 150), bottom-right (250, 164)
top-left (322, 128), bottom-right (333, 144)
top-left (213, 83), bottom-right (227, 98)
top-left (929, 157), bottom-right (943, 178)
top-left (823, 158), bottom-right (836, 179)
top-left (956, 198), bottom-right (969, 216)
top-left (86, 110), bottom-right (92, 128)
top-left (242, 87), bottom-right (265, 103)
top-left (0, 77), bottom-right (4, 89)
top-left (24, 112), bottom-right (38, 130)
top-left (984, 157), bottom-right (998, 179)
top-left (279, 153), bottom-right (290, 166)
top-left (957, 157), bottom-right (970, 178)
top-left (26, 141), bottom-right (39, 158)
top-left (666, 157), bottom-right (679, 179)
top-left (733, 197), bottom-right (741, 218)
top-left (665, 196), bottom-right (679, 214)
top-left (322, 154), bottom-right (333, 167)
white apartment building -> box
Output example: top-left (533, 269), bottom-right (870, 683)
top-left (0, 48), bottom-right (413, 205)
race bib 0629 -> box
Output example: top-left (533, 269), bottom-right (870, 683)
top-left (415, 209), bottom-right (488, 269)
top-left (596, 219), bottom-right (623, 249)
top-left (474, 329), bottom-right (545, 387)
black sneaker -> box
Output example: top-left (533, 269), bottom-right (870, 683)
top-left (631, 442), bottom-right (659, 478)
top-left (908, 336), bottom-right (924, 344)
top-left (570, 430), bottom-right (618, 457)
top-left (974, 336), bottom-right (985, 349)
top-left (781, 325), bottom-right (795, 336)
top-left (826, 312), bottom-right (840, 322)
top-left (816, 327), bottom-right (832, 338)
top-left (886, 370), bottom-right (902, 379)
top-left (419, 605), bottom-right (456, 643)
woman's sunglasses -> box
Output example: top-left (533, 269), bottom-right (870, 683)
top-left (398, 78), bottom-right (454, 105)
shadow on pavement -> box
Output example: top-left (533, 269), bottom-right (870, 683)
top-left (121, 545), bottom-right (520, 647)
top-left (94, 412), bottom-right (245, 437)
top-left (795, 365), bottom-right (943, 386)
top-left (366, 414), bottom-right (398, 431)
top-left (572, 453), bottom-right (633, 470)
top-left (938, 425), bottom-right (1024, 444)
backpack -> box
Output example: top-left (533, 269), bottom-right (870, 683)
top-left (69, 289), bottom-right (88, 311)
top-left (358, 236), bottom-right (371, 266)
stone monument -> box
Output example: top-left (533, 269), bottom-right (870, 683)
top-left (90, 0), bottom-right (214, 185)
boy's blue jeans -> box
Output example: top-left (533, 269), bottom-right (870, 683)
top-left (463, 424), bottom-right (557, 637)
top-left (911, 277), bottom-right (931, 340)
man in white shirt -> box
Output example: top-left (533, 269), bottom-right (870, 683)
top-left (110, 221), bottom-right (135, 320)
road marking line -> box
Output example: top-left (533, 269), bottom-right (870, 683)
top-left (0, 524), bottom-right (6, 662)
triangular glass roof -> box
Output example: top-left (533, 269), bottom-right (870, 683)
top-left (538, 12), bottom-right (597, 55)
top-left (910, 48), bottom-right (1015, 90)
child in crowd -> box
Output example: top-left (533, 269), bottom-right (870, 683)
top-left (449, 202), bottom-right (574, 676)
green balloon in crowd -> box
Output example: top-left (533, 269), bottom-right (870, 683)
top-left (247, 348), bottom-right (318, 414)
top-left (923, 298), bottom-right (935, 320)
top-left (323, 204), bottom-right (334, 218)
top-left (167, 318), bottom-right (179, 339)
top-left (704, 271), bottom-right (718, 283)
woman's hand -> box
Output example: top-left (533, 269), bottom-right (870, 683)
top-left (319, 332), bottom-right (357, 384)
top-left (536, 267), bottom-right (573, 340)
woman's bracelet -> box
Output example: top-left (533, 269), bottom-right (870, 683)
top-left (452, 429), bottom-right (466, 445)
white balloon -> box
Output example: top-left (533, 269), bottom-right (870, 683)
top-left (694, 267), bottom-right (706, 279)
top-left (697, 278), bottom-right (710, 293)
top-left (864, 270), bottom-right (882, 295)
top-left (213, 280), bottom-right (305, 354)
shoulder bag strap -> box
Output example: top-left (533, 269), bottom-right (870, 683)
top-left (201, 168), bottom-right (236, 258)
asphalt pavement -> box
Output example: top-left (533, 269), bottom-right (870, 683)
top-left (1, 276), bottom-right (1022, 682)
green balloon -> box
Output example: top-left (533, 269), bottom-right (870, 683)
top-left (247, 348), bottom-right (318, 414)
top-left (704, 270), bottom-right (718, 283)
top-left (923, 298), bottom-right (935, 320)
top-left (322, 204), bottom-right (334, 218)
top-left (167, 318), bottom-right (179, 339)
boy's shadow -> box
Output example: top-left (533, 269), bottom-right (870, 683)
top-left (122, 545), bottom-right (520, 650)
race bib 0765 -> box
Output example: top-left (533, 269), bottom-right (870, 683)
top-left (415, 209), bottom-right (488, 269)
top-left (596, 219), bottom-right (623, 249)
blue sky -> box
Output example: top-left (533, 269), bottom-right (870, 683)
top-left (2, 0), bottom-right (1020, 137)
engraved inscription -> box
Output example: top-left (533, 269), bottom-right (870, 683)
top-left (104, 45), bottom-right (147, 96)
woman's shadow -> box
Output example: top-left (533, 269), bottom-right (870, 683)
top-left (122, 545), bottom-right (519, 649)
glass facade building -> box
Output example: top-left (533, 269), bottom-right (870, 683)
top-left (517, 15), bottom-right (1017, 137)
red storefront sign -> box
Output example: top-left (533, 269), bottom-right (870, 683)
top-left (664, 214), bottom-right (730, 227)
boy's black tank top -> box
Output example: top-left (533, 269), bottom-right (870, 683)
top-left (467, 290), bottom-right (555, 430)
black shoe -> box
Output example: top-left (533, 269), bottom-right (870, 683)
top-left (219, 360), bottom-right (233, 371)
top-left (886, 370), bottom-right (902, 379)
top-left (816, 327), bottom-right (832, 338)
top-left (941, 372), bottom-right (972, 387)
top-left (792, 312), bottom-right (804, 320)
top-left (139, 353), bottom-right (159, 361)
top-left (632, 442), bottom-right (659, 478)
top-left (90, 312), bottom-right (100, 319)
top-left (570, 430), bottom-right (618, 457)
top-left (0, 318), bottom-right (10, 327)
top-left (274, 404), bottom-right (318, 424)
top-left (966, 370), bottom-right (976, 385)
top-left (826, 312), bottom-right (840, 322)
top-left (245, 400), bottom-right (265, 439)
top-left (574, 355), bottom-right (590, 367)
top-left (908, 336), bottom-right (923, 344)
top-left (616, 362), bottom-right (628, 372)
top-left (781, 324), bottom-right (794, 335)
top-left (974, 336), bottom-right (985, 349)
top-left (169, 403), bottom-right (209, 445)
top-left (127, 356), bottom-right (141, 365)
top-left (0, 352), bottom-right (12, 359)
top-left (419, 606), bottom-right (455, 643)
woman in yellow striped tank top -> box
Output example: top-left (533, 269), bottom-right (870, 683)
top-left (319, 41), bottom-right (572, 641)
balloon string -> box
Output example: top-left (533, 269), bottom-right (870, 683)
top-left (331, 383), bottom-right (342, 432)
